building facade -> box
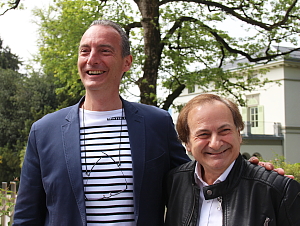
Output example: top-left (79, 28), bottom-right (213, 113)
top-left (171, 48), bottom-right (300, 163)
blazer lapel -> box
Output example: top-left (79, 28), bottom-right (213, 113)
top-left (122, 100), bottom-right (145, 216)
top-left (59, 98), bottom-right (145, 224)
top-left (62, 103), bottom-right (87, 225)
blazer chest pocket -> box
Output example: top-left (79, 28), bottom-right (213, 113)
top-left (145, 152), bottom-right (166, 171)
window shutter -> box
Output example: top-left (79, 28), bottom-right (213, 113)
top-left (251, 105), bottom-right (264, 134)
top-left (241, 107), bottom-right (248, 122)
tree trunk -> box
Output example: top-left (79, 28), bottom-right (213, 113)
top-left (134, 0), bottom-right (162, 106)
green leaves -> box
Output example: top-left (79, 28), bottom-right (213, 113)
top-left (34, 0), bottom-right (299, 108)
top-left (0, 40), bottom-right (20, 71)
top-left (0, 67), bottom-right (61, 183)
top-left (0, 187), bottom-right (16, 218)
top-left (34, 0), bottom-right (137, 107)
top-left (34, 0), bottom-right (102, 104)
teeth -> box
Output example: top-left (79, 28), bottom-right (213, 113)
top-left (208, 149), bottom-right (227, 155)
top-left (88, 70), bottom-right (104, 75)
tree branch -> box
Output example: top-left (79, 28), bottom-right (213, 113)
top-left (0, 0), bottom-right (20, 16)
top-left (204, 23), bottom-right (300, 62)
top-left (159, 0), bottom-right (299, 31)
top-left (162, 83), bottom-right (186, 110)
top-left (161, 16), bottom-right (198, 51)
top-left (124, 22), bottom-right (142, 37)
top-left (162, 16), bottom-right (300, 63)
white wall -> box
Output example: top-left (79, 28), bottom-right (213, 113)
top-left (171, 58), bottom-right (300, 163)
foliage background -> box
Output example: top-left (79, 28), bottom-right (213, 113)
top-left (0, 39), bottom-right (61, 184)
top-left (34, 0), bottom-right (300, 108)
top-left (0, 0), bottom-right (299, 184)
top-left (269, 155), bottom-right (300, 182)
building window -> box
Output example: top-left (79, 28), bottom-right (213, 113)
top-left (250, 107), bottom-right (258, 127)
top-left (188, 86), bottom-right (195, 94)
top-left (241, 94), bottom-right (264, 134)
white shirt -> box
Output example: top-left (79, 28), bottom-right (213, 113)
top-left (79, 108), bottom-right (135, 226)
top-left (194, 161), bottom-right (235, 226)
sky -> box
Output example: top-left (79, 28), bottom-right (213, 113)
top-left (0, 0), bottom-right (141, 101)
top-left (1, 0), bottom-right (297, 68)
top-left (0, 0), bottom-right (52, 67)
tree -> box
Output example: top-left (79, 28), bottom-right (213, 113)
top-left (0, 0), bottom-right (21, 16)
top-left (0, 66), bottom-right (62, 183)
top-left (0, 67), bottom-right (26, 182)
top-left (0, 38), bottom-right (21, 71)
top-left (35, 0), bottom-right (300, 109)
top-left (0, 44), bottom-right (62, 182)
top-left (33, 0), bottom-right (103, 108)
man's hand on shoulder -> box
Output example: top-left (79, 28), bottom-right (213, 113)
top-left (248, 156), bottom-right (294, 179)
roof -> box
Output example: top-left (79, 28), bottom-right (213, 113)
top-left (222, 46), bottom-right (300, 70)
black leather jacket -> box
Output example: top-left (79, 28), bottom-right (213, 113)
top-left (164, 154), bottom-right (300, 226)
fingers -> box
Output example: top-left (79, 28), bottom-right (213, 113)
top-left (258, 162), bottom-right (274, 171)
top-left (249, 157), bottom-right (274, 170)
top-left (284, 175), bottom-right (295, 179)
top-left (273, 168), bottom-right (285, 176)
top-left (248, 156), bottom-right (259, 165)
top-left (273, 168), bottom-right (294, 178)
top-left (248, 157), bottom-right (294, 179)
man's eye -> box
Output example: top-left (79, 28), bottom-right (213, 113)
top-left (220, 129), bottom-right (231, 134)
top-left (198, 133), bottom-right (209, 138)
top-left (80, 49), bottom-right (89, 53)
top-left (102, 49), bottom-right (112, 53)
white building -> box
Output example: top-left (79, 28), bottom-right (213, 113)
top-left (171, 47), bottom-right (300, 163)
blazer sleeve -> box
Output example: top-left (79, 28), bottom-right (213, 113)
top-left (13, 123), bottom-right (47, 225)
top-left (166, 113), bottom-right (190, 169)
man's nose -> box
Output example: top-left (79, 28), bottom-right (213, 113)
top-left (208, 134), bottom-right (223, 151)
top-left (87, 50), bottom-right (100, 65)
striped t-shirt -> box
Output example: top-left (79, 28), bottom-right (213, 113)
top-left (79, 108), bottom-right (135, 225)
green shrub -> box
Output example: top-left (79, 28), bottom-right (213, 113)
top-left (268, 155), bottom-right (300, 183)
top-left (0, 187), bottom-right (16, 225)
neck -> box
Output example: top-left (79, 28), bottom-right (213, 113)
top-left (82, 92), bottom-right (122, 111)
top-left (200, 165), bottom-right (223, 185)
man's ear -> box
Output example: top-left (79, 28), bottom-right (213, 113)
top-left (239, 131), bottom-right (242, 144)
top-left (185, 142), bottom-right (192, 153)
top-left (123, 55), bottom-right (133, 71)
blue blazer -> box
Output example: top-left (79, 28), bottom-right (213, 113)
top-left (13, 97), bottom-right (190, 226)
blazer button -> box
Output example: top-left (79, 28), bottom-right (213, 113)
top-left (206, 190), bottom-right (212, 195)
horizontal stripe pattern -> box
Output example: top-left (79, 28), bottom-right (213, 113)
top-left (80, 108), bottom-right (135, 225)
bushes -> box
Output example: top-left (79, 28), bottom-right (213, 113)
top-left (0, 182), bottom-right (17, 226)
top-left (268, 155), bottom-right (300, 183)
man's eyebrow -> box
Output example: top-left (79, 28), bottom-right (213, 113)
top-left (79, 44), bottom-right (89, 48)
top-left (99, 44), bottom-right (116, 52)
top-left (218, 124), bottom-right (232, 130)
top-left (195, 124), bottom-right (232, 132)
top-left (195, 128), bottom-right (210, 134)
top-left (79, 44), bottom-right (115, 51)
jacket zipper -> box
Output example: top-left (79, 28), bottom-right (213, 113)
top-left (217, 196), bottom-right (222, 211)
top-left (186, 186), bottom-right (197, 226)
top-left (264, 217), bottom-right (270, 226)
top-left (221, 196), bottom-right (225, 226)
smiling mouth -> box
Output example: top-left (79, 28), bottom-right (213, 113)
top-left (207, 148), bottom-right (228, 156)
top-left (87, 70), bottom-right (105, 75)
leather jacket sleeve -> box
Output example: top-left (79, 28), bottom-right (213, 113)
top-left (277, 178), bottom-right (300, 225)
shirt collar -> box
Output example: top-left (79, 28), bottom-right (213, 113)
top-left (194, 160), bottom-right (235, 187)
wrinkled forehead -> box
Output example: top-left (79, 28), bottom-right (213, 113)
top-left (188, 100), bottom-right (235, 124)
